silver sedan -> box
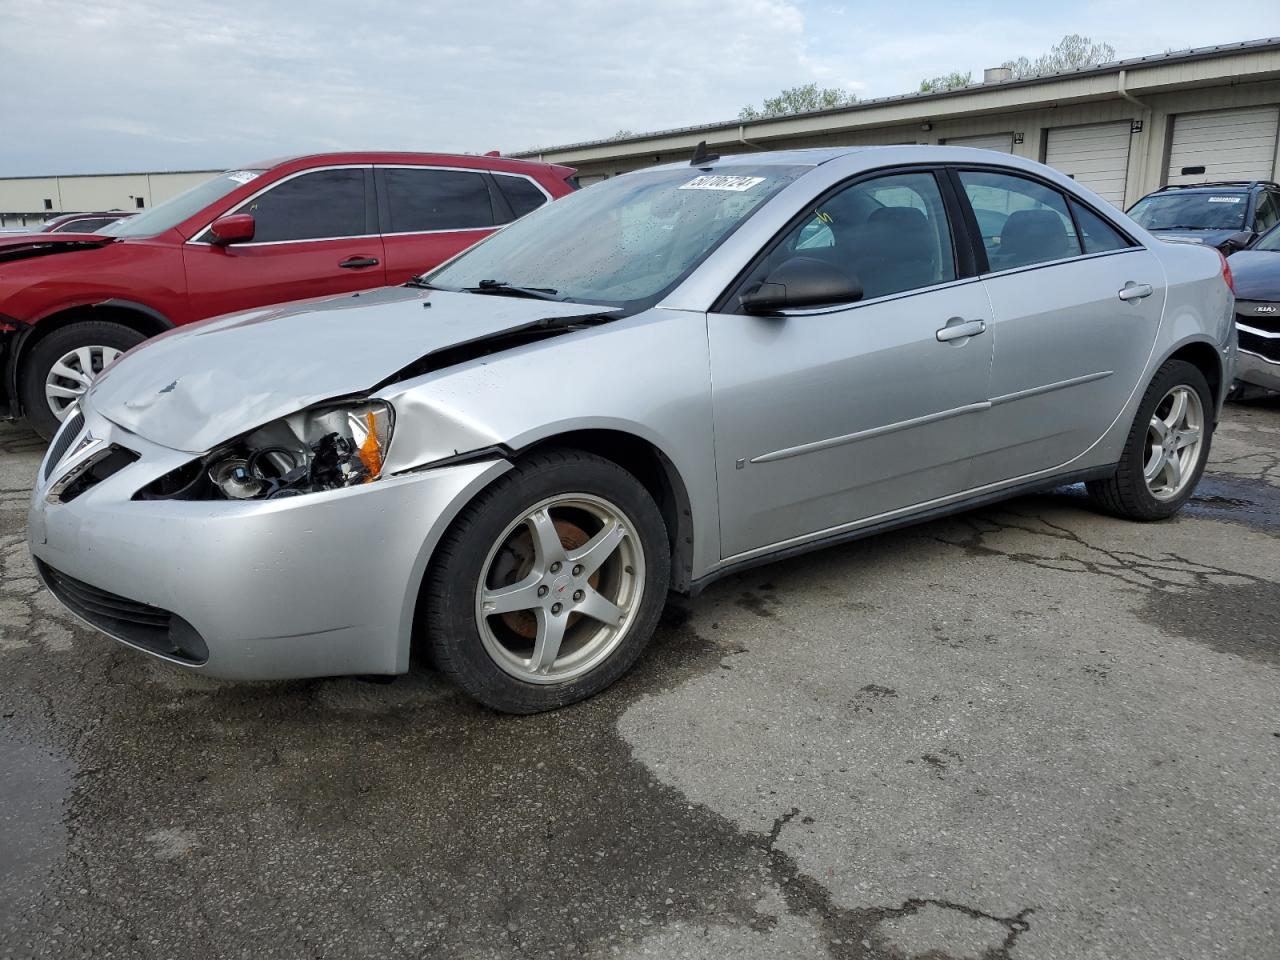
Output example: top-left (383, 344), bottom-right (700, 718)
top-left (29, 145), bottom-right (1236, 712)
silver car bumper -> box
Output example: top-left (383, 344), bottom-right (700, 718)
top-left (27, 408), bottom-right (510, 680)
top-left (1235, 349), bottom-right (1280, 392)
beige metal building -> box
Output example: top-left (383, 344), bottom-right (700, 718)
top-left (0, 170), bottom-right (221, 228)
top-left (512, 38), bottom-right (1280, 208)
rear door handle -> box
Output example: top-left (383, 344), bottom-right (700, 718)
top-left (1118, 281), bottom-right (1153, 302)
top-left (339, 256), bottom-right (380, 269)
top-left (936, 319), bottom-right (987, 342)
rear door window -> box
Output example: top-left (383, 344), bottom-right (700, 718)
top-left (494, 175), bottom-right (549, 220)
top-left (382, 168), bottom-right (495, 233)
top-left (241, 168), bottom-right (370, 243)
top-left (958, 170), bottom-right (1081, 270)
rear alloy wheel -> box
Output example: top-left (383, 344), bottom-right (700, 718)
top-left (424, 450), bottom-right (670, 713)
top-left (20, 321), bottom-right (147, 440)
top-left (1086, 359), bottom-right (1214, 520)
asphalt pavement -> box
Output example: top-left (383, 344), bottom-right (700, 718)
top-left (1, 400), bottom-right (1277, 960)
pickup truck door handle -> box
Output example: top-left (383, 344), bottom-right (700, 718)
top-left (936, 318), bottom-right (987, 342)
top-left (1118, 281), bottom-right (1154, 302)
top-left (339, 256), bottom-right (380, 269)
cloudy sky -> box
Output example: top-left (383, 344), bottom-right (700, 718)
top-left (2, 0), bottom-right (1278, 176)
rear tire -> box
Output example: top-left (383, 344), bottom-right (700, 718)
top-left (20, 321), bottom-right (146, 440)
top-left (423, 449), bottom-right (671, 714)
top-left (1086, 359), bottom-right (1213, 521)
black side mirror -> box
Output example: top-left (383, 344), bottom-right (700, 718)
top-left (1219, 230), bottom-right (1255, 254)
top-left (739, 256), bottom-right (863, 315)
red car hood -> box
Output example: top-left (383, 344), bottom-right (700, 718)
top-left (0, 232), bottom-right (116, 262)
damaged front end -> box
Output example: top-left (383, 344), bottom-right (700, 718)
top-left (135, 400), bottom-right (393, 502)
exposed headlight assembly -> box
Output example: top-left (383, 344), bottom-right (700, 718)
top-left (136, 401), bottom-right (393, 502)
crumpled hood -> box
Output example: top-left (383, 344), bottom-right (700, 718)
top-left (1225, 250), bottom-right (1280, 302)
top-left (86, 285), bottom-right (616, 453)
top-left (0, 232), bottom-right (115, 262)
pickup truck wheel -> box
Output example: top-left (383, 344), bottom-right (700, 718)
top-left (19, 321), bottom-right (146, 440)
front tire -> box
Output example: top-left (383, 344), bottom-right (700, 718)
top-left (1086, 359), bottom-right (1214, 520)
top-left (20, 321), bottom-right (147, 440)
top-left (423, 449), bottom-right (671, 714)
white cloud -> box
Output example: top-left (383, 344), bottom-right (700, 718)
top-left (1, 0), bottom-right (1277, 174)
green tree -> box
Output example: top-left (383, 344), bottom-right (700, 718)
top-left (608, 129), bottom-right (635, 140)
top-left (1002, 34), bottom-right (1116, 79)
top-left (919, 70), bottom-right (973, 93)
top-left (739, 82), bottom-right (856, 121)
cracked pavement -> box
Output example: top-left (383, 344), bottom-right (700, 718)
top-left (2, 398), bottom-right (1278, 959)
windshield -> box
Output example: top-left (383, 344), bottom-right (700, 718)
top-left (100, 170), bottom-right (265, 239)
top-left (427, 165), bottom-right (805, 313)
top-left (1127, 191), bottom-right (1248, 231)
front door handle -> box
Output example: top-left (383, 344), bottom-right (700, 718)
top-left (936, 318), bottom-right (987, 342)
top-left (1118, 281), bottom-right (1153, 302)
top-left (339, 256), bottom-right (380, 269)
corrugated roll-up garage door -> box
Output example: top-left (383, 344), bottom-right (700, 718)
top-left (944, 133), bottom-right (1013, 152)
top-left (1166, 106), bottom-right (1280, 184)
top-left (1044, 122), bottom-right (1132, 207)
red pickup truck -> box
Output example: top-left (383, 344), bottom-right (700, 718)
top-left (0, 151), bottom-right (576, 437)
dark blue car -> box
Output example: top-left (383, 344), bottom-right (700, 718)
top-left (1128, 180), bottom-right (1280, 253)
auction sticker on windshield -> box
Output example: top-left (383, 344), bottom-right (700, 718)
top-left (680, 175), bottom-right (766, 191)
top-left (1207, 196), bottom-right (1242, 203)
top-left (227, 171), bottom-right (260, 185)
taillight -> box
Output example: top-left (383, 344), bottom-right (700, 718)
top-left (1218, 249), bottom-right (1235, 294)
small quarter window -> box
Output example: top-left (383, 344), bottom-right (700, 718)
top-left (1069, 200), bottom-right (1132, 253)
top-left (494, 175), bottom-right (548, 220)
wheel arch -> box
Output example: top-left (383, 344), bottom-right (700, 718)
top-left (9, 300), bottom-right (174, 415)
top-left (508, 428), bottom-right (696, 593)
top-left (1163, 338), bottom-right (1224, 415)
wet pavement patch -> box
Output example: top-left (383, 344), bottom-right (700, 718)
top-left (1141, 579), bottom-right (1280, 667)
top-left (1185, 475), bottom-right (1280, 534)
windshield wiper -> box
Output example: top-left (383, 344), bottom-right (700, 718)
top-left (465, 279), bottom-right (563, 302)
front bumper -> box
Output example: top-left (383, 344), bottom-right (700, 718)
top-left (1236, 348), bottom-right (1280, 392)
top-left (1235, 307), bottom-right (1279, 392)
top-left (28, 407), bottom-right (511, 680)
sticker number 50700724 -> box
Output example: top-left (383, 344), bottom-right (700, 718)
top-left (680, 175), bottom-right (766, 191)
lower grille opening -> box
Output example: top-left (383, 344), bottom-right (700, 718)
top-left (1238, 329), bottom-right (1278, 361)
top-left (36, 561), bottom-right (208, 664)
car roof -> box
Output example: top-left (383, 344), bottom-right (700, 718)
top-left (643, 144), bottom-right (1071, 178)
top-left (1153, 182), bottom-right (1275, 193)
top-left (239, 151), bottom-right (574, 177)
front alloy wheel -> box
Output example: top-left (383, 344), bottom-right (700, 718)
top-left (424, 449), bottom-right (670, 713)
top-left (20, 320), bottom-right (147, 440)
top-left (475, 494), bottom-right (645, 683)
top-left (45, 344), bottom-right (122, 421)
